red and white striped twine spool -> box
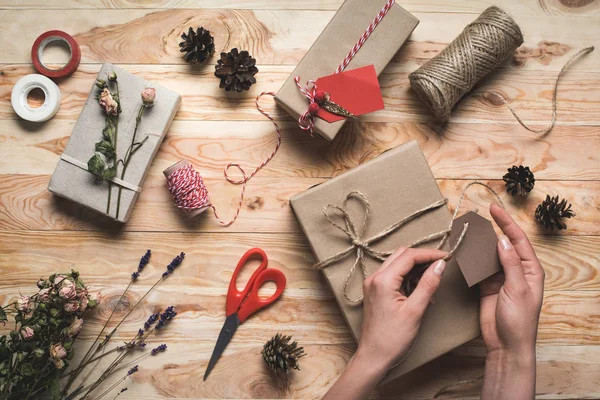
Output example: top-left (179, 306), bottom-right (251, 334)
top-left (295, 0), bottom-right (395, 135)
top-left (165, 92), bottom-right (281, 227)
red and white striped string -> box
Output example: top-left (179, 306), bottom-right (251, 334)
top-left (295, 0), bottom-right (396, 135)
top-left (166, 0), bottom-right (394, 225)
top-left (165, 92), bottom-right (281, 227)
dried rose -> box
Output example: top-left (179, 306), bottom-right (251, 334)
top-left (53, 359), bottom-right (66, 369)
top-left (20, 326), bottom-right (34, 340)
top-left (50, 343), bottom-right (67, 360)
top-left (59, 282), bottom-right (77, 300)
top-left (38, 288), bottom-right (51, 302)
top-left (53, 275), bottom-right (65, 285)
top-left (88, 292), bottom-right (102, 308)
top-left (99, 88), bottom-right (119, 115)
top-left (66, 318), bottom-right (83, 337)
top-left (79, 294), bottom-right (89, 313)
top-left (64, 301), bottom-right (79, 313)
top-left (16, 296), bottom-right (31, 312)
top-left (141, 87), bottom-right (156, 106)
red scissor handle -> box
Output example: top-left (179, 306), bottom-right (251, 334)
top-left (226, 248), bottom-right (269, 316)
top-left (236, 268), bottom-right (286, 323)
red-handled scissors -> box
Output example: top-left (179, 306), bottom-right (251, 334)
top-left (203, 248), bottom-right (286, 380)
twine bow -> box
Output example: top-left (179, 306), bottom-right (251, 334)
top-left (314, 182), bottom-right (505, 304)
top-left (294, 77), bottom-right (319, 136)
top-left (314, 191), bottom-right (470, 304)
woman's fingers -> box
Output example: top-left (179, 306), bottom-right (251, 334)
top-left (497, 235), bottom-right (528, 290)
top-left (378, 248), bottom-right (448, 284)
top-left (377, 247), bottom-right (406, 273)
top-left (490, 204), bottom-right (537, 261)
top-left (490, 203), bottom-right (544, 279)
top-left (405, 259), bottom-right (446, 317)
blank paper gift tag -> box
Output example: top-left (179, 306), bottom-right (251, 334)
top-left (449, 211), bottom-right (503, 287)
top-left (314, 65), bottom-right (384, 123)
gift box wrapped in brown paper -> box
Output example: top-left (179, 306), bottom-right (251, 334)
top-left (275, 0), bottom-right (419, 141)
top-left (290, 140), bottom-right (481, 382)
top-left (49, 63), bottom-right (181, 223)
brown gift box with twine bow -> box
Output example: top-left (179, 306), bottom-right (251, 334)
top-left (290, 140), bottom-right (481, 382)
top-left (274, 0), bottom-right (419, 141)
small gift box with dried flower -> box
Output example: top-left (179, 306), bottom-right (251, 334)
top-left (49, 63), bottom-right (181, 223)
top-left (290, 140), bottom-right (502, 383)
top-left (274, 0), bottom-right (419, 141)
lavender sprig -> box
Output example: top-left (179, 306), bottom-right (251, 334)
top-left (132, 250), bottom-right (151, 281)
top-left (144, 313), bottom-right (159, 330)
top-left (156, 306), bottom-right (177, 330)
top-left (127, 365), bottom-right (138, 376)
top-left (63, 250), bottom-right (153, 395)
top-left (151, 344), bottom-right (167, 355)
top-left (162, 252), bottom-right (185, 278)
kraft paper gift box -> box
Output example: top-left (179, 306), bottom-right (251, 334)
top-left (49, 63), bottom-right (181, 223)
top-left (290, 140), bottom-right (481, 382)
top-left (274, 0), bottom-right (419, 141)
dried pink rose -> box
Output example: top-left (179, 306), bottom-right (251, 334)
top-left (53, 359), bottom-right (66, 369)
top-left (50, 343), bottom-right (67, 360)
top-left (38, 288), bottom-right (51, 302)
top-left (16, 296), bottom-right (31, 312)
top-left (59, 282), bottom-right (77, 300)
top-left (99, 88), bottom-right (119, 115)
top-left (63, 301), bottom-right (79, 313)
top-left (66, 318), bottom-right (83, 337)
top-left (141, 87), bottom-right (156, 106)
top-left (53, 275), bottom-right (65, 285)
top-left (21, 326), bottom-right (34, 340)
top-left (79, 294), bottom-right (89, 313)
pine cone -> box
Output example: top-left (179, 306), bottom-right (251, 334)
top-left (535, 195), bottom-right (575, 230)
top-left (503, 165), bottom-right (535, 196)
top-left (261, 333), bottom-right (305, 374)
top-left (214, 48), bottom-right (258, 92)
top-left (179, 27), bottom-right (215, 64)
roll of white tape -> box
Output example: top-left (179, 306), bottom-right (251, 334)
top-left (11, 74), bottom-right (61, 122)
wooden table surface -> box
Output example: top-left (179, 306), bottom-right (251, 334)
top-left (1, 0), bottom-right (599, 399)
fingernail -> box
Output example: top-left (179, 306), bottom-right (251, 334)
top-left (432, 260), bottom-right (446, 276)
top-left (499, 235), bottom-right (512, 250)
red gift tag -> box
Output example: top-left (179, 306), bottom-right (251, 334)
top-left (314, 65), bottom-right (384, 123)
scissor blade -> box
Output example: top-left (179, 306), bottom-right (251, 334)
top-left (203, 314), bottom-right (240, 381)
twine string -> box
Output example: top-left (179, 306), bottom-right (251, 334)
top-left (315, 181), bottom-right (504, 304)
top-left (166, 92), bottom-right (282, 227)
top-left (501, 46), bottom-right (594, 136)
top-left (294, 0), bottom-right (396, 135)
top-left (408, 6), bottom-right (594, 134)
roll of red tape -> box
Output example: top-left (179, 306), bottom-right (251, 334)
top-left (31, 30), bottom-right (81, 79)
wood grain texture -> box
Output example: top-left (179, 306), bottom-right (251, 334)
top-left (1, 1), bottom-right (599, 399)
top-left (0, 176), bottom-right (597, 234)
top-left (1, 231), bottom-right (598, 292)
top-left (1, 0), bottom-right (599, 16)
top-left (1, 9), bottom-right (599, 69)
top-left (2, 119), bottom-right (600, 180)
top-left (2, 64), bottom-right (600, 126)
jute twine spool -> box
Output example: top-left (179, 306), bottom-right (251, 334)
top-left (409, 6), bottom-right (523, 120)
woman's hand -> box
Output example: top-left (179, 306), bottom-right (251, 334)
top-left (480, 203), bottom-right (545, 400)
top-left (323, 248), bottom-right (448, 400)
top-left (358, 247), bottom-right (448, 369)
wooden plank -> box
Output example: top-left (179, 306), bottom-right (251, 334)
top-left (0, 232), bottom-right (598, 292)
top-left (2, 64), bottom-right (600, 125)
top-left (28, 341), bottom-right (600, 400)
top-left (1, 231), bottom-right (598, 346)
top-left (0, 279), bottom-right (598, 346)
top-left (1, 119), bottom-right (599, 180)
top-left (0, 10), bottom-right (598, 70)
top-left (0, 0), bottom-right (599, 17)
top-left (0, 175), bottom-right (597, 235)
